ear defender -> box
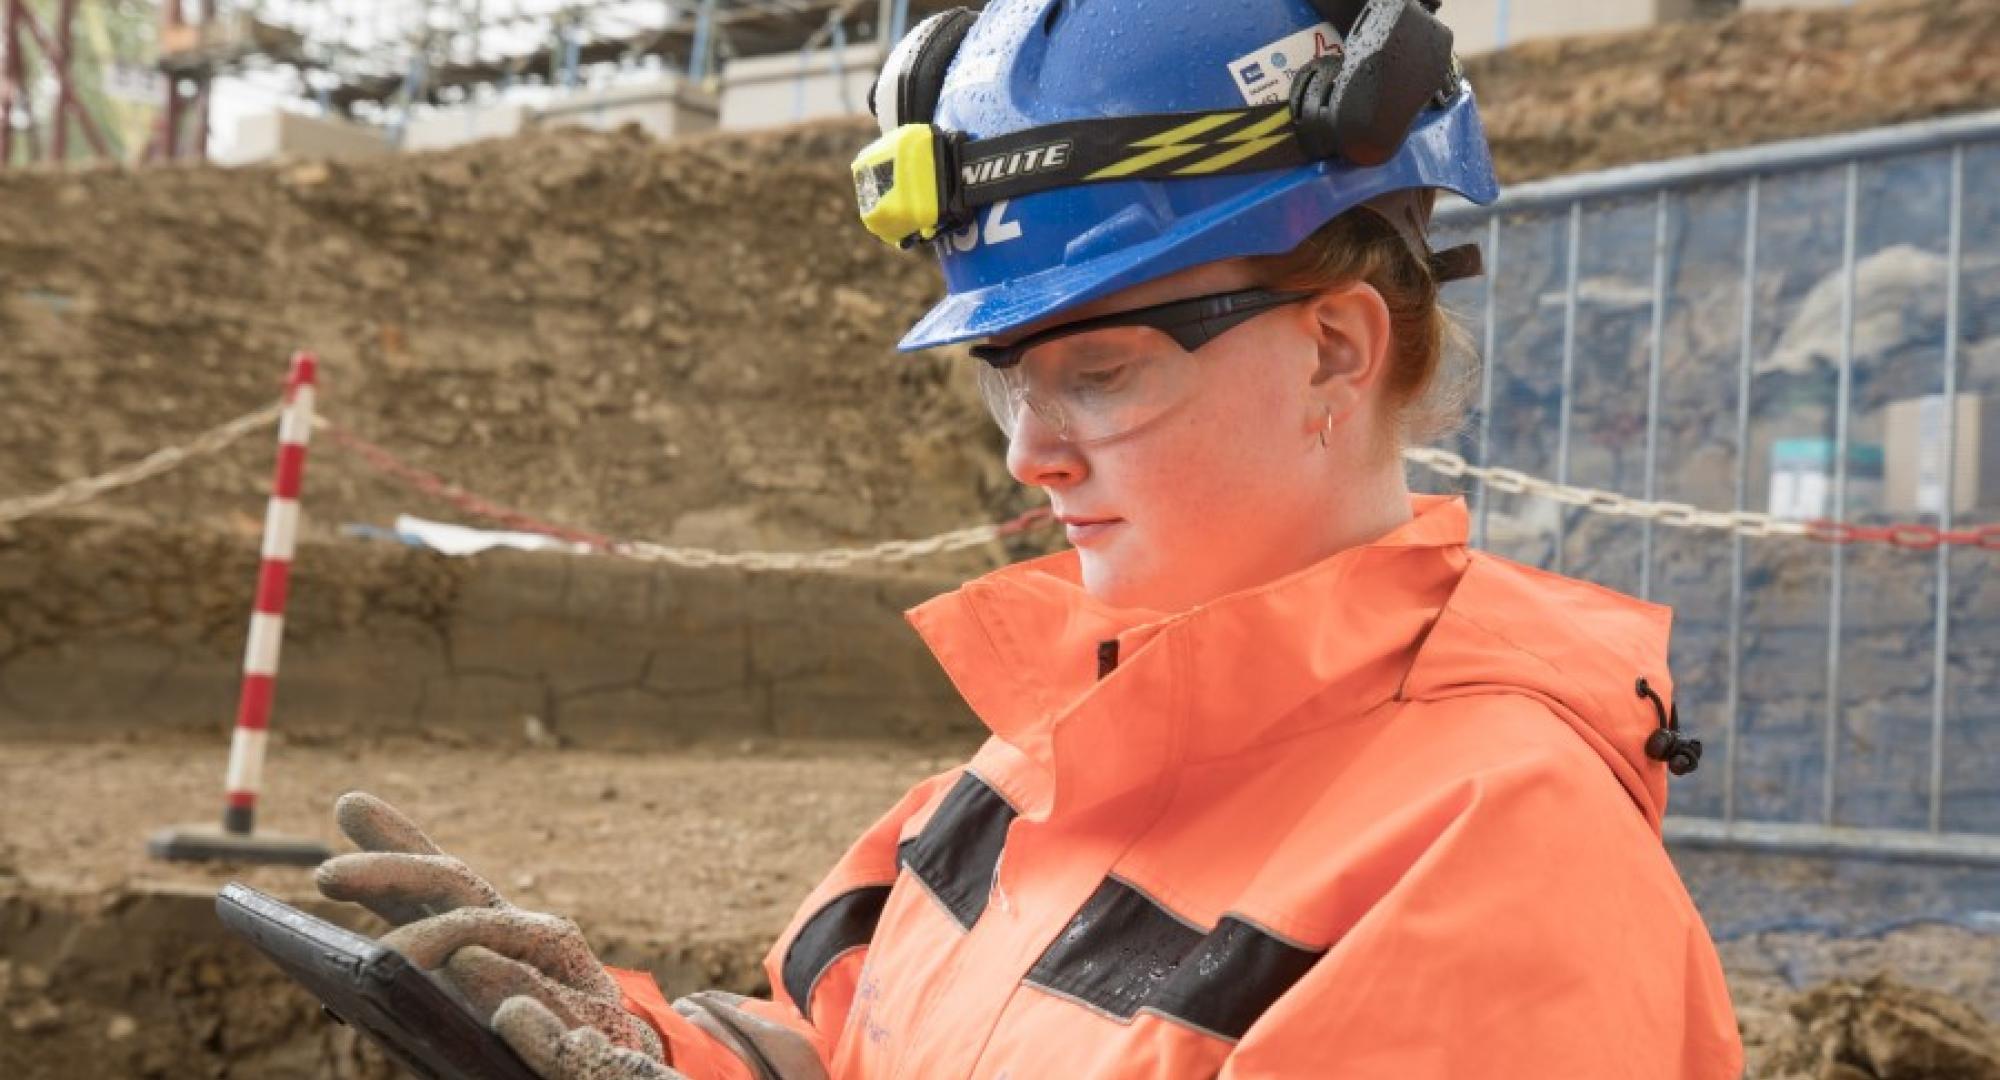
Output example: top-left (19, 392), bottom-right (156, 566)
top-left (1291, 0), bottom-right (1460, 166)
top-left (867, 7), bottom-right (979, 132)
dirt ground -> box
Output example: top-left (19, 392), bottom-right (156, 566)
top-left (0, 733), bottom-right (962, 1079)
top-left (4, 733), bottom-right (2000, 1079)
top-left (0, 733), bottom-right (967, 945)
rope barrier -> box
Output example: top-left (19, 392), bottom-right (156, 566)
top-left (612, 510), bottom-right (1054, 572)
top-left (1400, 447), bottom-right (2000, 552)
top-left (318, 422), bottom-right (617, 549)
top-left (320, 418), bottom-right (1053, 569)
top-left (4, 400), bottom-right (1996, 558)
top-left (0, 402), bottom-right (284, 525)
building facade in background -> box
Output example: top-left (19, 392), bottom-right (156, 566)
top-left (212, 0), bottom-right (1865, 159)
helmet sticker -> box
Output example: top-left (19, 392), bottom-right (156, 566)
top-left (1226, 22), bottom-right (1341, 105)
top-left (947, 200), bottom-right (1026, 253)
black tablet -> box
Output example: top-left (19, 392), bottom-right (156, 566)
top-left (217, 882), bottom-right (542, 1080)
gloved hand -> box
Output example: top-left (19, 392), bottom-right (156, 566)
top-left (495, 991), bottom-right (829, 1080)
top-left (315, 792), bottom-right (664, 1060)
top-left (496, 997), bottom-right (685, 1080)
top-left (315, 791), bottom-right (503, 925)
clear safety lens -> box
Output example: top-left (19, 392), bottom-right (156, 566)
top-left (974, 327), bottom-right (1197, 445)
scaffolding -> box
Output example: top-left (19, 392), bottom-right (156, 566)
top-left (150, 0), bottom-right (960, 160)
top-left (0, 0), bottom-right (962, 167)
top-left (0, 0), bottom-right (125, 165)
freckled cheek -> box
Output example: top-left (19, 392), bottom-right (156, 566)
top-left (1192, 372), bottom-right (1297, 474)
top-left (1109, 410), bottom-right (1250, 538)
top-left (1177, 383), bottom-right (1314, 535)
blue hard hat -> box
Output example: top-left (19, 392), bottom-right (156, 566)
top-left (893, 0), bottom-right (1500, 353)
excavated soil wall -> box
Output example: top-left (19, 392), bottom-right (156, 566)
top-left (1466, 0), bottom-right (2000, 180)
top-left (1, 0), bottom-right (1996, 756)
top-left (2, 0), bottom-right (1998, 558)
top-left (0, 121), bottom-right (1019, 568)
top-left (0, 517), bottom-right (975, 743)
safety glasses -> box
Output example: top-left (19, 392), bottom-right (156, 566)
top-left (972, 286), bottom-right (1314, 445)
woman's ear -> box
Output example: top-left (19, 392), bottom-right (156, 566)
top-left (1303, 283), bottom-right (1393, 424)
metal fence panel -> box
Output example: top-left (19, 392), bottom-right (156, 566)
top-left (1652, 181), bottom-right (1760, 821)
top-left (1944, 140), bottom-right (2000, 838)
top-left (1561, 195), bottom-right (1656, 597)
top-left (1425, 110), bottom-right (2000, 861)
top-left (1737, 163), bottom-right (1847, 828)
top-left (1832, 151), bottom-right (1956, 833)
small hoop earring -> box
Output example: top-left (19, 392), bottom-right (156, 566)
top-left (1318, 406), bottom-right (1335, 449)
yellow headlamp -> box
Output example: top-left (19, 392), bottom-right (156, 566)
top-left (852, 124), bottom-right (954, 249)
top-left (851, 105), bottom-right (1313, 251)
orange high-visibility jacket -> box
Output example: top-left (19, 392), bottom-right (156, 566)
top-left (614, 495), bottom-right (1744, 1078)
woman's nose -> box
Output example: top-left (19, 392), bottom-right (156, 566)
top-left (1004, 405), bottom-right (1088, 490)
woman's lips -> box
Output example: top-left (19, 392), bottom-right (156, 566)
top-left (1062, 518), bottom-right (1123, 545)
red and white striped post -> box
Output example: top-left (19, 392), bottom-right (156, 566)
top-left (222, 351), bottom-right (315, 835)
top-left (151, 352), bottom-right (330, 865)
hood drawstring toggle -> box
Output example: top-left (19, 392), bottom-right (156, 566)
top-left (1635, 676), bottom-right (1702, 777)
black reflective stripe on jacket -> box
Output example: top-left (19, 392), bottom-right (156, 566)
top-left (1027, 876), bottom-right (1324, 1041)
top-left (780, 884), bottom-right (893, 1021)
top-left (897, 771), bottom-right (1019, 931)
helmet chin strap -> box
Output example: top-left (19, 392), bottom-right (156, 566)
top-left (1356, 188), bottom-right (1485, 284)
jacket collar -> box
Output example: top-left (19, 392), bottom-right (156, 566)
top-left (905, 496), bottom-right (1471, 819)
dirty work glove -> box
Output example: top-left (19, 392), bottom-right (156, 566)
top-left (497, 997), bottom-right (687, 1080)
top-left (495, 992), bottom-right (828, 1080)
top-left (315, 792), bottom-right (664, 1060)
top-left (315, 791), bottom-right (505, 926)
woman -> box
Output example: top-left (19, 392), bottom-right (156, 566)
top-left (317, 1), bottom-right (1744, 1076)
